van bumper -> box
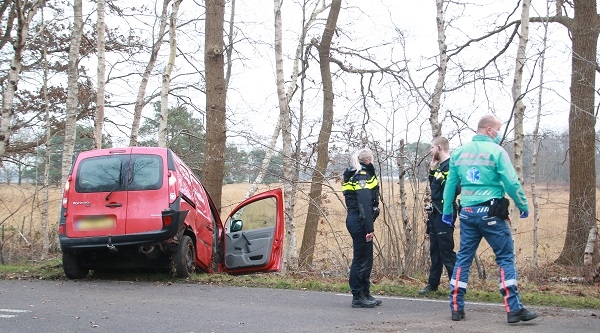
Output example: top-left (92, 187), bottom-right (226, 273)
top-left (59, 209), bottom-right (188, 251)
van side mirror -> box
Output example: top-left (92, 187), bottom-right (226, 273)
top-left (230, 219), bottom-right (243, 232)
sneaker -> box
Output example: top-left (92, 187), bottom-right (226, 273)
top-left (419, 284), bottom-right (438, 294)
top-left (507, 308), bottom-right (538, 323)
top-left (451, 309), bottom-right (465, 321)
top-left (365, 291), bottom-right (382, 306)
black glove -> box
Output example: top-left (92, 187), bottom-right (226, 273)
top-left (372, 207), bottom-right (380, 221)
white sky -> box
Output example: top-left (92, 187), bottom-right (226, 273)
top-left (82, 0), bottom-right (575, 151)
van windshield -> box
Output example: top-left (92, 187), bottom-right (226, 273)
top-left (75, 154), bottom-right (163, 193)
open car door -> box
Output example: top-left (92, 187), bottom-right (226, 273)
top-left (222, 188), bottom-right (284, 274)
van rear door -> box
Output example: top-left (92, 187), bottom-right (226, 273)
top-left (124, 148), bottom-right (168, 234)
top-left (65, 149), bottom-right (131, 238)
top-left (222, 188), bottom-right (284, 274)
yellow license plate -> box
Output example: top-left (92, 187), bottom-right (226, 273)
top-left (76, 217), bottom-right (115, 231)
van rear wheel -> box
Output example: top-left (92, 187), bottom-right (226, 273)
top-left (62, 252), bottom-right (89, 279)
top-left (173, 235), bottom-right (196, 278)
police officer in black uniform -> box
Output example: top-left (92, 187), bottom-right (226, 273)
top-left (420, 137), bottom-right (459, 295)
top-left (342, 148), bottom-right (381, 308)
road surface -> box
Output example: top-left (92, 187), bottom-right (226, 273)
top-left (0, 279), bottom-right (598, 332)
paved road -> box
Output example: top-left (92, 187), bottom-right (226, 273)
top-left (0, 279), bottom-right (598, 333)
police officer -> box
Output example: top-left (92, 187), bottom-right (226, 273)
top-left (442, 115), bottom-right (538, 323)
top-left (420, 136), bottom-right (459, 295)
top-left (342, 148), bottom-right (381, 308)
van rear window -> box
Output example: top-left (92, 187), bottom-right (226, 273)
top-left (76, 156), bottom-right (124, 193)
top-left (128, 155), bottom-right (163, 190)
top-left (75, 154), bottom-right (163, 193)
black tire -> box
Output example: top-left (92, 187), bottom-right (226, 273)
top-left (173, 235), bottom-right (196, 278)
top-left (62, 252), bottom-right (89, 279)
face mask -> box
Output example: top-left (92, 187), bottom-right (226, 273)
top-left (493, 131), bottom-right (502, 144)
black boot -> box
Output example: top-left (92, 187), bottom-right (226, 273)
top-left (351, 292), bottom-right (377, 308)
top-left (364, 290), bottom-right (382, 306)
top-left (419, 284), bottom-right (438, 295)
top-left (507, 308), bottom-right (538, 323)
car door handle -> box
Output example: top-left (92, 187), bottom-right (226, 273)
top-left (105, 203), bottom-right (123, 207)
top-left (232, 234), bottom-right (240, 239)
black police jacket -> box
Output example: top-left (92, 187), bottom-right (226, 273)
top-left (342, 163), bottom-right (379, 233)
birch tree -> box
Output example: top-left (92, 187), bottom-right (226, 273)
top-left (531, 2), bottom-right (550, 267)
top-left (40, 5), bottom-right (51, 259)
top-left (157, 0), bottom-right (182, 148)
top-left (508, 0), bottom-right (531, 236)
top-left (429, 0), bottom-right (447, 138)
top-left (129, 0), bottom-right (172, 147)
top-left (0, 0), bottom-right (44, 160)
top-left (60, 0), bottom-right (84, 184)
top-left (93, 0), bottom-right (106, 149)
top-left (203, 0), bottom-right (227, 212)
top-left (299, 0), bottom-right (341, 268)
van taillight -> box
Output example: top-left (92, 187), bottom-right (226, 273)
top-left (168, 171), bottom-right (177, 203)
top-left (58, 224), bottom-right (65, 235)
top-left (62, 175), bottom-right (72, 210)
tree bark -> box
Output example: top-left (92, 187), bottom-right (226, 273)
top-left (40, 6), bottom-right (51, 259)
top-left (531, 4), bottom-right (550, 268)
top-left (509, 0), bottom-right (531, 237)
top-left (130, 0), bottom-right (172, 147)
top-left (430, 0), bottom-right (447, 138)
top-left (556, 0), bottom-right (599, 265)
top-left (158, 0), bottom-right (182, 148)
top-left (203, 0), bottom-right (227, 212)
top-left (0, 0), bottom-right (44, 159)
top-left (93, 0), bottom-right (106, 149)
top-left (298, 0), bottom-right (341, 269)
top-left (61, 0), bottom-right (84, 184)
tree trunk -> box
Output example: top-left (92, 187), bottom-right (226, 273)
top-left (0, 1), bottom-right (43, 159)
top-left (130, 0), bottom-right (171, 147)
top-left (557, 0), bottom-right (599, 265)
top-left (531, 5), bottom-right (550, 268)
top-left (298, 0), bottom-right (341, 269)
top-left (94, 0), bottom-right (106, 149)
top-left (61, 0), bottom-right (84, 184)
top-left (41, 6), bottom-right (50, 260)
top-left (430, 0), bottom-right (447, 138)
top-left (509, 0), bottom-right (531, 237)
top-left (203, 0), bottom-right (227, 212)
top-left (158, 0), bottom-right (182, 148)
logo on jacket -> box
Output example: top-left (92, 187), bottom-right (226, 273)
top-left (466, 167), bottom-right (480, 183)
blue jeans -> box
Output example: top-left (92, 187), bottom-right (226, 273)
top-left (449, 206), bottom-right (524, 313)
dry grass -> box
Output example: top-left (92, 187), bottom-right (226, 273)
top-left (0, 182), bottom-right (593, 280)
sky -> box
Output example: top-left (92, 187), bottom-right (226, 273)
top-left (78, 0), bottom-right (575, 151)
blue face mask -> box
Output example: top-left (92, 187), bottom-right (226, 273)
top-left (493, 131), bottom-right (502, 144)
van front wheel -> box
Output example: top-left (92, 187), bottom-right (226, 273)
top-left (173, 235), bottom-right (196, 278)
top-left (62, 252), bottom-right (89, 279)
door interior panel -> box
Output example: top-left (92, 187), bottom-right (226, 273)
top-left (224, 227), bottom-right (274, 269)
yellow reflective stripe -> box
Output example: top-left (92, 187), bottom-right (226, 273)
top-left (365, 176), bottom-right (378, 189)
top-left (342, 175), bottom-right (378, 191)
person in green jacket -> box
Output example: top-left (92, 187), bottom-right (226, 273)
top-left (441, 114), bottom-right (538, 324)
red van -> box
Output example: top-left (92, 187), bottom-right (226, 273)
top-left (58, 147), bottom-right (284, 279)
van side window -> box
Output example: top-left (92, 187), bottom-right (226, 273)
top-left (76, 156), bottom-right (124, 193)
top-left (227, 196), bottom-right (277, 232)
top-left (129, 155), bottom-right (163, 190)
